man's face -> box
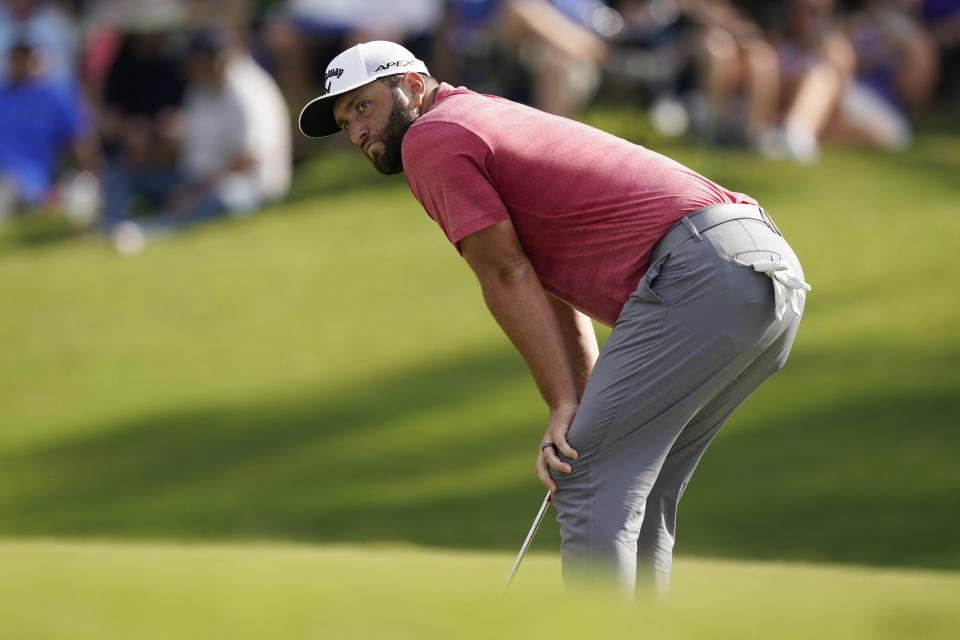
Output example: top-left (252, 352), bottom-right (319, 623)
top-left (332, 78), bottom-right (420, 175)
top-left (7, 45), bottom-right (35, 83)
top-left (186, 52), bottom-right (225, 89)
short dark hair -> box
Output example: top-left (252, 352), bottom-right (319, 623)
top-left (377, 73), bottom-right (438, 91)
top-left (186, 27), bottom-right (229, 59)
top-left (377, 74), bottom-right (403, 89)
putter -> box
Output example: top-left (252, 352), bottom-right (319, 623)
top-left (503, 490), bottom-right (552, 591)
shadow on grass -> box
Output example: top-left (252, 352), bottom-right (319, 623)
top-left (683, 378), bottom-right (960, 570)
top-left (1, 345), bottom-right (958, 571)
top-left (0, 213), bottom-right (86, 252)
top-left (0, 349), bottom-right (538, 547)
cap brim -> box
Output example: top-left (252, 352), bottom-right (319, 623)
top-left (298, 80), bottom-right (372, 138)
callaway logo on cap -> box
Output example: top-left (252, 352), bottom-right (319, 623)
top-left (298, 41), bottom-right (430, 138)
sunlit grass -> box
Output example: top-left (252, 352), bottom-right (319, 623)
top-left (1, 118), bottom-right (958, 571)
top-left (1, 540), bottom-right (958, 640)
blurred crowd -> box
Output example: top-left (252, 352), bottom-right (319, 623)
top-left (1, 0), bottom-right (958, 250)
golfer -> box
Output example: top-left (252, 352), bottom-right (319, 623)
top-left (300, 41), bottom-right (809, 595)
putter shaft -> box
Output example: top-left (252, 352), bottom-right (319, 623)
top-left (503, 491), bottom-right (552, 590)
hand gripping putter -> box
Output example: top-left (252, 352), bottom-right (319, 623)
top-left (503, 491), bottom-right (552, 591)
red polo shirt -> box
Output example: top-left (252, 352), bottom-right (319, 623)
top-left (402, 84), bottom-right (756, 326)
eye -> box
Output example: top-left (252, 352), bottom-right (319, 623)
top-left (357, 101), bottom-right (370, 114)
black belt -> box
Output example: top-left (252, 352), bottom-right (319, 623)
top-left (650, 203), bottom-right (782, 264)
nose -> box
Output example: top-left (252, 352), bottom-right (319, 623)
top-left (349, 121), bottom-right (368, 147)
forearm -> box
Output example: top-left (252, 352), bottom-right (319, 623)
top-left (460, 219), bottom-right (582, 489)
top-left (478, 263), bottom-right (579, 411)
top-left (548, 295), bottom-right (598, 399)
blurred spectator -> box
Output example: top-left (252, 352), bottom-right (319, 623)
top-left (173, 28), bottom-right (291, 221)
top-left (832, 0), bottom-right (938, 150)
top-left (431, 0), bottom-right (600, 110)
top-left (589, 0), bottom-right (699, 140)
top-left (186, 0), bottom-right (252, 28)
top-left (762, 0), bottom-right (856, 163)
top-left (680, 0), bottom-right (780, 146)
top-left (98, 3), bottom-right (187, 229)
top-left (261, 0), bottom-right (440, 154)
top-left (920, 0), bottom-right (960, 108)
top-left (498, 0), bottom-right (612, 117)
top-left (0, 41), bottom-right (99, 225)
top-left (0, 0), bottom-right (79, 90)
top-left (111, 27), bottom-right (291, 252)
top-left (430, 0), bottom-right (505, 94)
top-left (79, 1), bottom-right (125, 108)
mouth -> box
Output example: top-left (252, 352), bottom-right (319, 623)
top-left (363, 140), bottom-right (380, 156)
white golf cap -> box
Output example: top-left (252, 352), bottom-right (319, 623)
top-left (298, 41), bottom-right (430, 138)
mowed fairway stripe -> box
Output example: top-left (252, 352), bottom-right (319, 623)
top-left (1, 540), bottom-right (958, 640)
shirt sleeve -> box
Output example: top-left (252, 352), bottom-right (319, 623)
top-left (50, 84), bottom-right (87, 145)
top-left (401, 120), bottom-right (509, 249)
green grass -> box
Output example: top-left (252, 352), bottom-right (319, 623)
top-left (1, 114), bottom-right (959, 579)
top-left (2, 540), bottom-right (958, 640)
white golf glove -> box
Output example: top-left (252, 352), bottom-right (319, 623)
top-left (748, 260), bottom-right (811, 321)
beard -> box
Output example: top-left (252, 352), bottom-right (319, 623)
top-left (366, 94), bottom-right (419, 175)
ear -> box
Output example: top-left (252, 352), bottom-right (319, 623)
top-left (401, 71), bottom-right (427, 106)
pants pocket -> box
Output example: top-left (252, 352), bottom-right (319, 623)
top-left (631, 242), bottom-right (692, 306)
top-left (731, 250), bottom-right (810, 322)
top-left (731, 249), bottom-right (783, 266)
top-left (631, 253), bottom-right (670, 304)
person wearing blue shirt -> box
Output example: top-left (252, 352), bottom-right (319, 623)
top-left (0, 41), bottom-right (97, 221)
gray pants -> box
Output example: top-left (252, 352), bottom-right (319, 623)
top-left (550, 204), bottom-right (805, 595)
